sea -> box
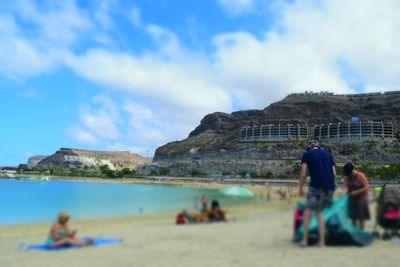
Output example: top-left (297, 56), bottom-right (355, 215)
top-left (0, 179), bottom-right (246, 225)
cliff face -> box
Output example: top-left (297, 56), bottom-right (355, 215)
top-left (27, 155), bottom-right (48, 169)
top-left (261, 94), bottom-right (400, 124)
top-left (155, 93), bottom-right (400, 159)
top-left (149, 92), bottom-right (400, 176)
top-left (37, 148), bottom-right (151, 170)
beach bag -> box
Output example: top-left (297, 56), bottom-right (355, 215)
top-left (176, 214), bottom-right (187, 224)
top-left (294, 209), bottom-right (303, 237)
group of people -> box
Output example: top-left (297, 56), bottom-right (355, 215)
top-left (47, 195), bottom-right (226, 248)
top-left (47, 139), bottom-right (372, 248)
top-left (176, 194), bottom-right (226, 224)
top-left (299, 140), bottom-right (370, 247)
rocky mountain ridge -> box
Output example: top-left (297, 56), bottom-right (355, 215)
top-left (27, 155), bottom-right (48, 169)
top-left (36, 148), bottom-right (151, 171)
top-left (146, 92), bottom-right (400, 176)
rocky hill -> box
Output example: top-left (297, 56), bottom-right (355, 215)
top-left (144, 92), bottom-right (400, 177)
top-left (37, 148), bottom-right (151, 171)
top-left (27, 155), bottom-right (48, 169)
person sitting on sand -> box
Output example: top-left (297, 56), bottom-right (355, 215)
top-left (208, 200), bottom-right (226, 222)
top-left (46, 212), bottom-right (94, 248)
top-left (177, 210), bottom-right (208, 224)
top-left (177, 200), bottom-right (226, 224)
top-left (342, 163), bottom-right (370, 230)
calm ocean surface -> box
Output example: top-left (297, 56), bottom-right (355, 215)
top-left (0, 179), bottom-right (247, 225)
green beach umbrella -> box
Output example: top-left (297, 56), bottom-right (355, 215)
top-left (372, 186), bottom-right (383, 198)
top-left (373, 186), bottom-right (383, 194)
top-left (219, 186), bottom-right (254, 197)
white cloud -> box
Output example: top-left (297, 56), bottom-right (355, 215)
top-left (128, 6), bottom-right (142, 27)
top-left (0, 0), bottom-right (92, 79)
top-left (0, 36), bottom-right (51, 79)
top-left (105, 142), bottom-right (139, 153)
top-left (0, 1), bottom-right (230, 155)
top-left (123, 103), bottom-right (165, 144)
top-left (0, 14), bottom-right (19, 35)
top-left (213, 31), bottom-right (351, 108)
top-left (14, 0), bottom-right (92, 47)
top-left (66, 48), bottom-right (231, 120)
top-left (212, 0), bottom-right (400, 108)
top-left (218, 0), bottom-right (257, 15)
top-left (106, 143), bottom-right (152, 157)
top-left (68, 127), bottom-right (98, 145)
top-left (68, 95), bottom-right (121, 145)
top-left (80, 108), bottom-right (119, 139)
top-left (121, 99), bottom-right (199, 157)
top-left (145, 24), bottom-right (182, 59)
top-left (70, 98), bottom-right (195, 157)
top-left (93, 0), bottom-right (116, 30)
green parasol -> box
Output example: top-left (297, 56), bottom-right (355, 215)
top-left (219, 186), bottom-right (254, 197)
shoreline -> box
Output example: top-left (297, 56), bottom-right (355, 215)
top-left (1, 173), bottom-right (300, 185)
top-left (2, 174), bottom-right (396, 187)
top-left (0, 174), bottom-right (302, 194)
top-left (0, 177), bottom-right (299, 229)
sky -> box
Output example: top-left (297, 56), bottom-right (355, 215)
top-left (1, 0), bottom-right (400, 165)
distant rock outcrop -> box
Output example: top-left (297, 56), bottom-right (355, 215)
top-left (147, 92), bottom-right (400, 177)
top-left (37, 148), bottom-right (151, 171)
top-left (28, 156), bottom-right (48, 169)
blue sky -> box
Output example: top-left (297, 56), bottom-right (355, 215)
top-left (1, 0), bottom-right (400, 165)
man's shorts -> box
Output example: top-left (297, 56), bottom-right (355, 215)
top-left (306, 187), bottom-right (334, 212)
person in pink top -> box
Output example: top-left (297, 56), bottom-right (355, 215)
top-left (342, 163), bottom-right (371, 230)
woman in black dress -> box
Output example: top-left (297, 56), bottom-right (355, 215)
top-left (343, 163), bottom-right (370, 230)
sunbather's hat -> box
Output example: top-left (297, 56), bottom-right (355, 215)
top-left (307, 140), bottom-right (320, 149)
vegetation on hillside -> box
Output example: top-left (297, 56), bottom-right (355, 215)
top-left (15, 161), bottom-right (400, 180)
top-left (17, 165), bottom-right (139, 179)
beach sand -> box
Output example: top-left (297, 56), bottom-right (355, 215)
top-left (1, 194), bottom-right (398, 267)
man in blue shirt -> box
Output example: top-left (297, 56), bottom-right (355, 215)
top-left (299, 140), bottom-right (336, 247)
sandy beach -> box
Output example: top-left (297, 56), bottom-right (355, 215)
top-left (1, 182), bottom-right (399, 267)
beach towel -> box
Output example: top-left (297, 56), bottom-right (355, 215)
top-left (21, 237), bottom-right (123, 251)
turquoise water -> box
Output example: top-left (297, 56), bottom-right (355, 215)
top-left (0, 179), bottom-right (245, 225)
